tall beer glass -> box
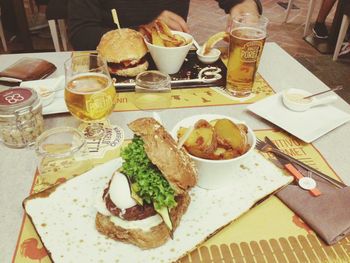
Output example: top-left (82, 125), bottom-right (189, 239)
top-left (64, 54), bottom-right (117, 138)
top-left (226, 13), bottom-right (268, 97)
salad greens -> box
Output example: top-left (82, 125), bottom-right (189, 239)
top-left (121, 136), bottom-right (176, 210)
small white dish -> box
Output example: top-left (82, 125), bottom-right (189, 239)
top-left (282, 88), bottom-right (338, 112)
top-left (20, 76), bottom-right (64, 106)
top-left (20, 76), bottom-right (67, 115)
top-left (248, 93), bottom-right (350, 143)
top-left (196, 48), bottom-right (221, 64)
top-left (171, 114), bottom-right (256, 189)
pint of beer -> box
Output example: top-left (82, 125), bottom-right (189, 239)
top-left (226, 14), bottom-right (268, 97)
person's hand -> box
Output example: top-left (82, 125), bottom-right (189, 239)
top-left (229, 0), bottom-right (259, 17)
top-left (140, 10), bottom-right (189, 35)
top-left (226, 0), bottom-right (259, 31)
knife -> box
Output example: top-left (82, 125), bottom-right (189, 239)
top-left (264, 138), bottom-right (321, 197)
top-left (264, 136), bottom-right (346, 189)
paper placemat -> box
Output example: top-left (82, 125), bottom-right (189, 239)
top-left (13, 130), bottom-right (349, 263)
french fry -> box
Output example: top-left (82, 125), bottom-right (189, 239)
top-left (155, 20), bottom-right (173, 38)
top-left (151, 28), bottom-right (165, 46)
top-left (150, 20), bottom-right (190, 47)
top-left (202, 31), bottom-right (229, 55)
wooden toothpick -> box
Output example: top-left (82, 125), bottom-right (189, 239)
top-left (111, 9), bottom-right (121, 35)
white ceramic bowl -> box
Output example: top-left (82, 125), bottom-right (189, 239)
top-left (145, 31), bottom-right (193, 74)
top-left (196, 48), bottom-right (221, 64)
top-left (171, 114), bottom-right (256, 189)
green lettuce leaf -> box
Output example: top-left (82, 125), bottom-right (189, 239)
top-left (121, 136), bottom-right (176, 210)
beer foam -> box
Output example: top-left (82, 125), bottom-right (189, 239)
top-left (230, 27), bottom-right (266, 40)
top-left (67, 73), bottom-right (112, 94)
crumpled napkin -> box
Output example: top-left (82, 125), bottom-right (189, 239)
top-left (276, 171), bottom-right (350, 245)
top-left (20, 75), bottom-right (66, 114)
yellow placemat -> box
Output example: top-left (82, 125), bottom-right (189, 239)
top-left (114, 74), bottom-right (274, 112)
top-left (12, 130), bottom-right (349, 263)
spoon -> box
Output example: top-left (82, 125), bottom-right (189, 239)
top-left (303, 85), bottom-right (343, 99)
top-left (282, 88), bottom-right (338, 112)
top-left (192, 39), bottom-right (202, 53)
top-left (177, 126), bottom-right (194, 149)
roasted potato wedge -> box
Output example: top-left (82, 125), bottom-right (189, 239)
top-left (178, 125), bottom-right (217, 158)
top-left (214, 119), bottom-right (248, 154)
top-left (151, 28), bottom-right (165, 46)
top-left (150, 20), bottom-right (190, 47)
top-left (178, 118), bottom-right (250, 160)
top-left (194, 119), bottom-right (211, 129)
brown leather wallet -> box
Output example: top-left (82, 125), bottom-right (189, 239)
top-left (0, 58), bottom-right (57, 83)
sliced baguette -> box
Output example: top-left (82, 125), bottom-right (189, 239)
top-left (96, 193), bottom-right (190, 249)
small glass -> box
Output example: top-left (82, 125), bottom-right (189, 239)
top-left (35, 127), bottom-right (86, 177)
top-left (134, 70), bottom-right (171, 111)
top-left (226, 13), bottom-right (268, 97)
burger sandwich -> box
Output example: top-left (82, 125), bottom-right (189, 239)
top-left (97, 29), bottom-right (149, 77)
top-left (95, 118), bottom-right (198, 249)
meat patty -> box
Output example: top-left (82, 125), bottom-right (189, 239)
top-left (107, 56), bottom-right (147, 71)
top-left (103, 182), bottom-right (157, 221)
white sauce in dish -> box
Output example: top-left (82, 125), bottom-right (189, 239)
top-left (285, 93), bottom-right (312, 104)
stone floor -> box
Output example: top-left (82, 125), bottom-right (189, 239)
top-left (1, 0), bottom-right (349, 102)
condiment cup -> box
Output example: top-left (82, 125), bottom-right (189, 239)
top-left (171, 114), bottom-right (256, 189)
top-left (145, 31), bottom-right (193, 74)
top-left (196, 48), bottom-right (221, 64)
top-left (282, 88), bottom-right (338, 112)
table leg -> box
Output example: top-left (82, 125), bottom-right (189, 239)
top-left (303, 0), bottom-right (345, 54)
top-left (12, 0), bottom-right (34, 51)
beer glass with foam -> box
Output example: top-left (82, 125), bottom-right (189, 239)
top-left (64, 54), bottom-right (117, 138)
top-left (226, 14), bottom-right (268, 97)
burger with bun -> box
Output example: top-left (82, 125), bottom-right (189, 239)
top-left (95, 118), bottom-right (197, 249)
top-left (97, 29), bottom-right (149, 77)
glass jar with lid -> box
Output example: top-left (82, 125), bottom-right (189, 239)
top-left (134, 70), bottom-right (171, 110)
top-left (0, 87), bottom-right (44, 148)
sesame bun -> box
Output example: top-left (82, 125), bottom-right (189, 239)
top-left (97, 29), bottom-right (149, 77)
top-left (97, 29), bottom-right (148, 63)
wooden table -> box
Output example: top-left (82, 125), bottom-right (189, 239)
top-left (1, 43), bottom-right (350, 262)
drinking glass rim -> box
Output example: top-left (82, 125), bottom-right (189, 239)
top-left (64, 54), bottom-right (108, 72)
top-left (231, 13), bottom-right (269, 26)
top-left (135, 70), bottom-right (171, 89)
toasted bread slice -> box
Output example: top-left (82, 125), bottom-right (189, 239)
top-left (128, 118), bottom-right (197, 194)
top-left (95, 193), bottom-right (190, 249)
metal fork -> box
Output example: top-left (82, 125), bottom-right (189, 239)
top-left (255, 138), bottom-right (346, 189)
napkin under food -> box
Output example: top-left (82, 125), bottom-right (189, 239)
top-left (276, 169), bottom-right (350, 245)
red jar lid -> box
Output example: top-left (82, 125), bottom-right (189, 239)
top-left (0, 87), bottom-right (40, 115)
